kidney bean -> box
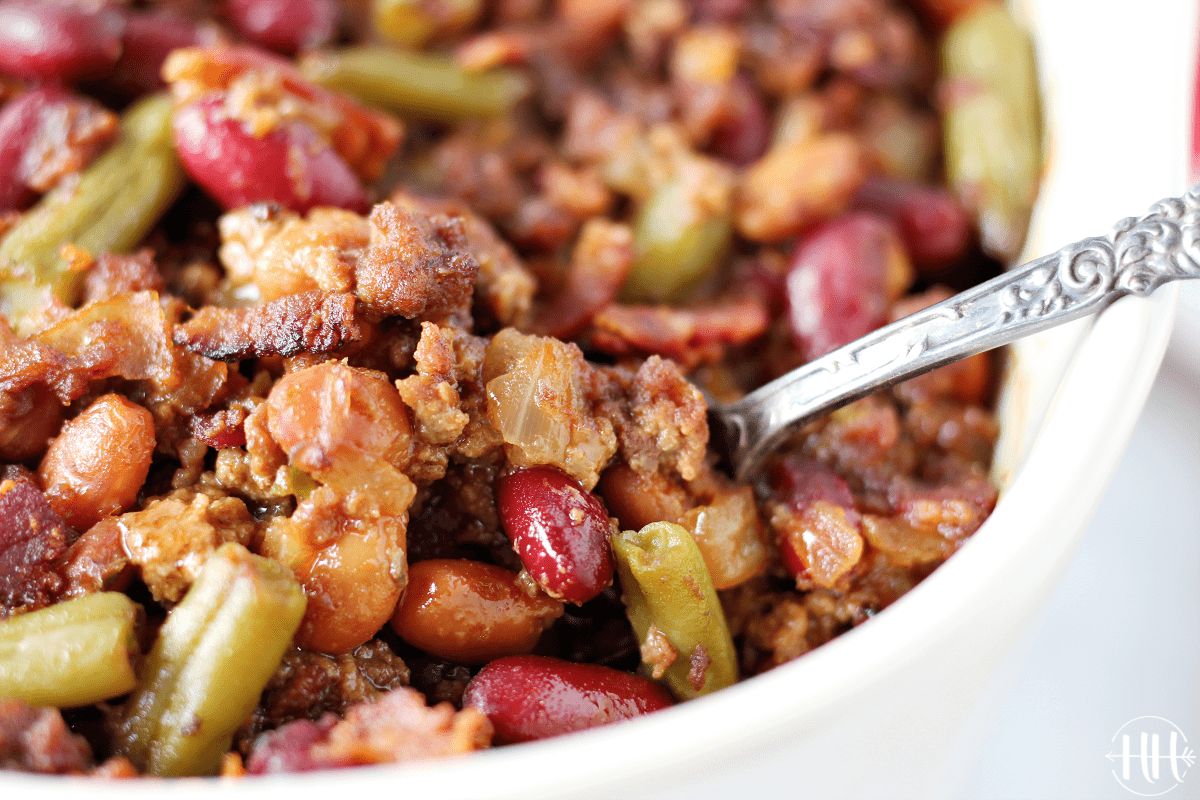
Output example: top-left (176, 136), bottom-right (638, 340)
top-left (37, 394), bottom-right (155, 532)
top-left (463, 654), bottom-right (674, 744)
top-left (107, 12), bottom-right (207, 97)
top-left (226, 0), bottom-right (338, 55)
top-left (854, 177), bottom-right (971, 271)
top-left (0, 1), bottom-right (123, 82)
top-left (497, 466), bottom-right (614, 604)
top-left (173, 96), bottom-right (369, 213)
top-left (785, 212), bottom-right (912, 361)
top-left (390, 559), bottom-right (563, 664)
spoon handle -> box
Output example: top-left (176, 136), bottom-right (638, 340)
top-left (715, 184), bottom-right (1200, 482)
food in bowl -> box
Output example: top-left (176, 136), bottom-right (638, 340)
top-left (0, 0), bottom-right (1040, 778)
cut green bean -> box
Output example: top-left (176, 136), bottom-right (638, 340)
top-left (941, 4), bottom-right (1042, 262)
top-left (623, 179), bottom-right (733, 303)
top-left (0, 93), bottom-right (185, 310)
top-left (0, 592), bottom-right (140, 708)
top-left (299, 46), bottom-right (529, 122)
top-left (116, 543), bottom-right (306, 777)
top-left (611, 522), bottom-right (737, 701)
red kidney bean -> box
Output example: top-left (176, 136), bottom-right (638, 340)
top-left (0, 88), bottom-right (55, 210)
top-left (854, 176), bottom-right (971, 271)
top-left (0, 1), bottom-right (123, 82)
top-left (497, 466), bottom-right (614, 604)
top-left (173, 96), bottom-right (369, 214)
top-left (785, 212), bottom-right (910, 361)
top-left (226, 0), bottom-right (338, 55)
top-left (463, 655), bottom-right (674, 744)
top-left (107, 12), bottom-right (207, 97)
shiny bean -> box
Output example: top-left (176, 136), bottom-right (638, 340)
top-left (173, 97), bottom-right (369, 214)
top-left (853, 177), bottom-right (971, 271)
top-left (390, 559), bottom-right (563, 663)
top-left (498, 467), bottom-right (614, 604)
top-left (107, 12), bottom-right (207, 97)
top-left (463, 654), bottom-right (674, 744)
top-left (226, 0), bottom-right (338, 55)
top-left (0, 1), bottom-right (123, 82)
top-left (785, 212), bottom-right (913, 361)
top-left (38, 395), bottom-right (155, 532)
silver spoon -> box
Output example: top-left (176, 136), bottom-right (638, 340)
top-left (709, 184), bottom-right (1200, 482)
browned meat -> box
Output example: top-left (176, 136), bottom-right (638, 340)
top-left (0, 478), bottom-right (73, 612)
top-left (355, 202), bottom-right (480, 324)
top-left (591, 299), bottom-right (770, 368)
top-left (174, 291), bottom-right (362, 361)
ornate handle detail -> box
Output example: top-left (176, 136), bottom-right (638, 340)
top-left (713, 185), bottom-right (1200, 482)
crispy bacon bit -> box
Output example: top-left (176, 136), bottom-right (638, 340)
top-left (81, 250), bottom-right (166, 305)
top-left (535, 218), bottom-right (634, 339)
top-left (0, 478), bottom-right (73, 610)
top-left (174, 291), bottom-right (362, 361)
top-left (247, 687), bottom-right (492, 774)
top-left (57, 517), bottom-right (130, 599)
top-left (356, 203), bottom-right (481, 324)
top-left (190, 406), bottom-right (251, 450)
top-left (591, 299), bottom-right (769, 368)
top-left (0, 699), bottom-right (93, 774)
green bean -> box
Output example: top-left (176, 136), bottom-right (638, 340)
top-left (0, 592), bottom-right (140, 708)
top-left (299, 46), bottom-right (529, 122)
top-left (0, 94), bottom-right (185, 311)
top-left (622, 178), bottom-right (732, 303)
top-left (116, 543), bottom-right (306, 777)
top-left (940, 4), bottom-right (1042, 261)
top-left (611, 522), bottom-right (737, 700)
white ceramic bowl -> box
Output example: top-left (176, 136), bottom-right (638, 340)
top-left (8, 2), bottom-right (1194, 798)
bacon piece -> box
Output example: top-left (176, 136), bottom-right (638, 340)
top-left (174, 291), bottom-right (362, 361)
top-left (591, 298), bottom-right (769, 368)
top-left (535, 218), bottom-right (633, 339)
top-left (0, 700), bottom-right (93, 774)
top-left (246, 687), bottom-right (492, 774)
top-left (81, 250), bottom-right (166, 305)
top-left (0, 478), bottom-right (73, 611)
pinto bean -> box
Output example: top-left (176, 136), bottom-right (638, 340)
top-left (390, 559), bottom-right (563, 663)
top-left (37, 395), bottom-right (154, 532)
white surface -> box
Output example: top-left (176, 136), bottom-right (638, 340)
top-left (960, 290), bottom-right (1200, 800)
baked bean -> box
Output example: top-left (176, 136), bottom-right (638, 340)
top-left (390, 559), bottom-right (563, 663)
top-left (0, 1), bottom-right (123, 82)
top-left (498, 467), bottom-right (614, 604)
top-left (173, 97), bottom-right (369, 214)
top-left (38, 395), bottom-right (155, 531)
top-left (463, 654), bottom-right (674, 744)
top-left (226, 0), bottom-right (338, 55)
top-left (854, 177), bottom-right (971, 271)
top-left (785, 212), bottom-right (913, 361)
top-left (597, 464), bottom-right (688, 531)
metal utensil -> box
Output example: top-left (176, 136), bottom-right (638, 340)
top-left (709, 185), bottom-right (1200, 482)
